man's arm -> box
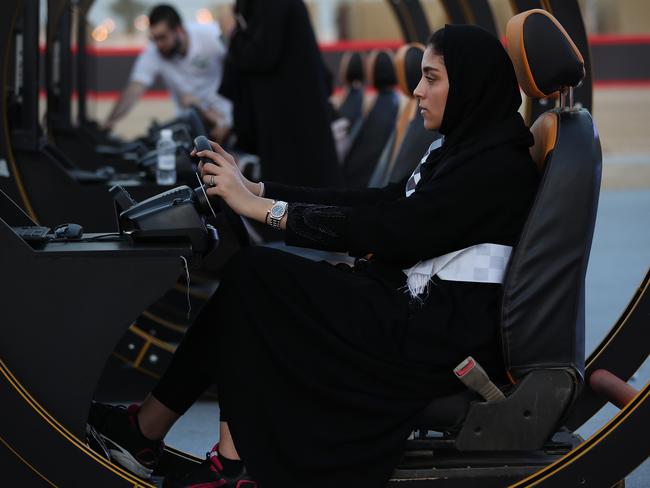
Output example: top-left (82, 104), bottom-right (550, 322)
top-left (104, 81), bottom-right (147, 130)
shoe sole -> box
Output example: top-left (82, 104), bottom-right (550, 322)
top-left (85, 424), bottom-right (154, 479)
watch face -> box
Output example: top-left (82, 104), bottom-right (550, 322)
top-left (271, 203), bottom-right (285, 218)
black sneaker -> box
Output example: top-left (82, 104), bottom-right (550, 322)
top-left (163, 444), bottom-right (257, 488)
top-left (87, 402), bottom-right (164, 479)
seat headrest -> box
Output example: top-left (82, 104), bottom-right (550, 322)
top-left (506, 9), bottom-right (585, 99)
top-left (395, 43), bottom-right (425, 98)
top-left (367, 50), bottom-right (397, 90)
top-left (338, 52), bottom-right (364, 86)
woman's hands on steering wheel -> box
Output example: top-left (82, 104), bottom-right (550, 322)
top-left (193, 140), bottom-right (255, 215)
top-left (192, 140), bottom-right (286, 229)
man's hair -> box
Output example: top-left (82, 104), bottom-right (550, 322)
top-left (149, 4), bottom-right (182, 30)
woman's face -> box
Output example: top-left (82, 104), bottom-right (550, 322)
top-left (413, 47), bottom-right (449, 131)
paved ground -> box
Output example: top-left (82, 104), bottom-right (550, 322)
top-left (160, 188), bottom-right (650, 486)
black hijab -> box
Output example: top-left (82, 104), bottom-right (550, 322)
top-left (423, 24), bottom-right (533, 179)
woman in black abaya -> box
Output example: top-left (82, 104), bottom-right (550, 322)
top-left (219, 0), bottom-right (341, 187)
top-left (90, 25), bottom-right (540, 487)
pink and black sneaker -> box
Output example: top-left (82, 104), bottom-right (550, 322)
top-left (87, 402), bottom-right (164, 479)
top-left (163, 444), bottom-right (257, 488)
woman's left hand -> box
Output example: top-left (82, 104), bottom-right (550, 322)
top-left (198, 149), bottom-right (257, 217)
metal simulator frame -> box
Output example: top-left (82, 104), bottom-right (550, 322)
top-left (0, 1), bottom-right (647, 487)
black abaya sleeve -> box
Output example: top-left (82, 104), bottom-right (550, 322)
top-left (284, 204), bottom-right (348, 252)
top-left (264, 178), bottom-right (407, 206)
top-left (282, 148), bottom-right (538, 264)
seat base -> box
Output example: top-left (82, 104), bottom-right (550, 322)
top-left (414, 370), bottom-right (576, 452)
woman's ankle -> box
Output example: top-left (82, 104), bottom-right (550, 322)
top-left (136, 395), bottom-right (180, 441)
top-left (218, 421), bottom-right (241, 460)
top-left (217, 442), bottom-right (241, 461)
top-left (135, 411), bottom-right (164, 441)
top-left (216, 448), bottom-right (244, 476)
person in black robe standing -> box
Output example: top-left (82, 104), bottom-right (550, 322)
top-left (89, 25), bottom-right (540, 487)
top-left (219, 0), bottom-right (340, 187)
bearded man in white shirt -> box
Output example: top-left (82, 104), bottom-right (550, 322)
top-left (104, 4), bottom-right (232, 141)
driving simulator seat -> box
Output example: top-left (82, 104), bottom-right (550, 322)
top-left (337, 51), bottom-right (365, 129)
top-left (343, 49), bottom-right (399, 188)
top-left (395, 9), bottom-right (602, 483)
top-left (368, 43), bottom-right (441, 188)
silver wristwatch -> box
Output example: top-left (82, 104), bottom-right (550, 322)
top-left (267, 200), bottom-right (288, 229)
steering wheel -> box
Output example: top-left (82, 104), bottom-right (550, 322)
top-left (193, 136), bottom-right (251, 248)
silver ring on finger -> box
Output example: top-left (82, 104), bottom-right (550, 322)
top-left (209, 175), bottom-right (216, 187)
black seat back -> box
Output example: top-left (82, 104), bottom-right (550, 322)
top-left (342, 50), bottom-right (399, 188)
top-left (368, 43), bottom-right (441, 188)
top-left (337, 52), bottom-right (365, 128)
top-left (501, 9), bottom-right (601, 384)
top-left (387, 113), bottom-right (439, 184)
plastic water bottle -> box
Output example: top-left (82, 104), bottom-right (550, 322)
top-left (156, 129), bottom-right (177, 185)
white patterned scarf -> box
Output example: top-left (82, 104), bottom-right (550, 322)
top-left (402, 138), bottom-right (512, 297)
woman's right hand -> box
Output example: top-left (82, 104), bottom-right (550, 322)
top-left (192, 140), bottom-right (261, 196)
